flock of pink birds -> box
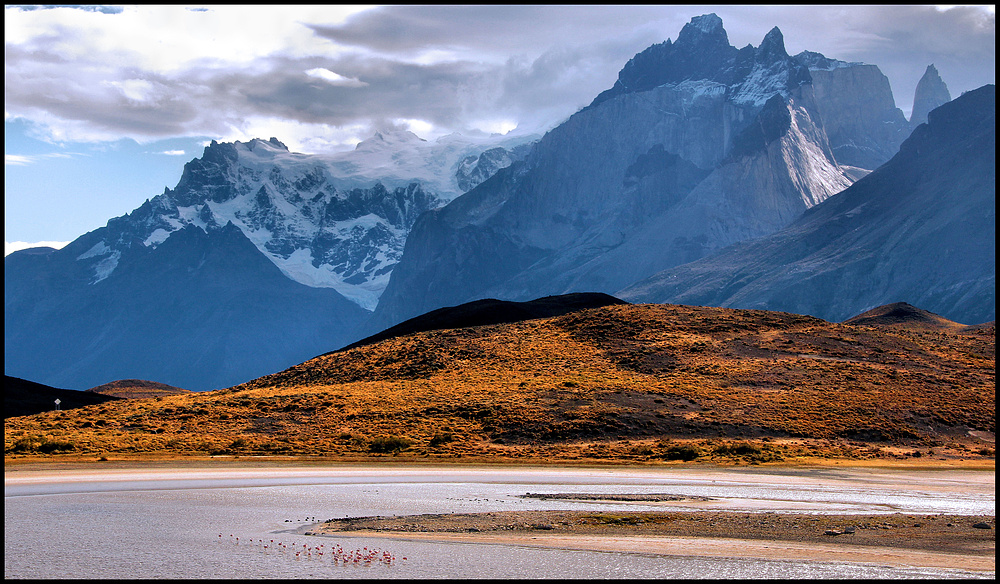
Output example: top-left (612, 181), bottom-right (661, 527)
top-left (219, 533), bottom-right (405, 567)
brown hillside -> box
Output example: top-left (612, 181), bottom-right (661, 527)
top-left (87, 379), bottom-right (191, 400)
top-left (5, 304), bottom-right (995, 463)
top-left (843, 302), bottom-right (967, 332)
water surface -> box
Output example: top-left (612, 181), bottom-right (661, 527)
top-left (5, 465), bottom-right (993, 579)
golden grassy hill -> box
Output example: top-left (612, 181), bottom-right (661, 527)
top-left (841, 302), bottom-right (971, 332)
top-left (5, 303), bottom-right (995, 464)
top-left (87, 379), bottom-right (191, 400)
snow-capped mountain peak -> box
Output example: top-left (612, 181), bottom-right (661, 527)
top-left (69, 130), bottom-right (537, 310)
top-left (589, 14), bottom-right (810, 111)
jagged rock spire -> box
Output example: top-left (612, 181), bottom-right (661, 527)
top-left (676, 13), bottom-right (729, 47)
top-left (910, 64), bottom-right (951, 127)
top-left (757, 27), bottom-right (788, 62)
top-left (587, 13), bottom-right (812, 110)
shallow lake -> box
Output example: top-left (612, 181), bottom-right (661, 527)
top-left (4, 465), bottom-right (994, 579)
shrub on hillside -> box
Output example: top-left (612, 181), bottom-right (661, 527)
top-left (7, 436), bottom-right (76, 454)
top-left (428, 432), bottom-right (453, 447)
top-left (368, 435), bottom-right (413, 453)
top-left (712, 440), bottom-right (784, 463)
top-left (661, 444), bottom-right (701, 461)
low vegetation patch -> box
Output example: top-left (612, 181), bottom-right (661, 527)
top-left (4, 304), bottom-right (994, 463)
top-left (7, 435), bottom-right (76, 454)
top-left (661, 444), bottom-right (702, 461)
top-left (367, 435), bottom-right (413, 454)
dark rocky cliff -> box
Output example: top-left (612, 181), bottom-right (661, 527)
top-left (619, 85), bottom-right (996, 325)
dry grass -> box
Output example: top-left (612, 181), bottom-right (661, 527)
top-left (5, 304), bottom-right (995, 464)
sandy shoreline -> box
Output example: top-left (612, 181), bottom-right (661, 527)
top-left (313, 530), bottom-right (994, 572)
top-left (4, 454), bottom-right (996, 472)
top-left (309, 510), bottom-right (995, 572)
top-left (4, 454), bottom-right (996, 474)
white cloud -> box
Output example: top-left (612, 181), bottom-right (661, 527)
top-left (3, 5), bottom-right (994, 151)
top-left (305, 68), bottom-right (368, 87)
top-left (5, 240), bottom-right (70, 256)
top-left (5, 154), bottom-right (33, 166)
top-left (105, 79), bottom-right (156, 102)
top-left (215, 116), bottom-right (373, 154)
top-left (472, 119), bottom-right (519, 135)
top-left (4, 5), bottom-right (376, 73)
top-left (5, 152), bottom-right (73, 165)
top-left (391, 118), bottom-right (436, 138)
top-left (160, 150), bottom-right (186, 156)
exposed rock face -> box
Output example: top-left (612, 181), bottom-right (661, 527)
top-left (456, 143), bottom-right (533, 193)
top-left (367, 14), bottom-right (857, 334)
top-left (589, 16), bottom-right (812, 109)
top-left (795, 51), bottom-right (912, 170)
top-left (619, 85), bottom-right (996, 326)
top-left (910, 64), bottom-right (952, 128)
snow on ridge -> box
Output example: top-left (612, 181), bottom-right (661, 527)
top-left (332, 213), bottom-right (393, 236)
top-left (688, 13), bottom-right (723, 34)
top-left (809, 60), bottom-right (860, 72)
top-left (730, 62), bottom-right (791, 107)
top-left (144, 228), bottom-right (171, 247)
top-left (781, 105), bottom-right (853, 207)
top-left (91, 250), bottom-right (121, 284)
top-left (176, 204), bottom-right (208, 230)
top-left (230, 130), bottom-right (536, 202)
top-left (672, 79), bottom-right (727, 103)
top-left (77, 241), bottom-right (111, 260)
top-left (272, 247), bottom-right (388, 311)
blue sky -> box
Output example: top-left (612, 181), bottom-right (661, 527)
top-left (5, 119), bottom-right (209, 251)
top-left (5, 5), bottom-right (995, 253)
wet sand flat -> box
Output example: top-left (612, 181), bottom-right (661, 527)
top-left (310, 510), bottom-right (995, 572)
top-left (317, 530), bottom-right (994, 572)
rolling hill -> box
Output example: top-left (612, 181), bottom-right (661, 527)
top-left (4, 376), bottom-right (122, 419)
top-left (5, 301), bottom-right (993, 463)
top-left (87, 379), bottom-right (192, 400)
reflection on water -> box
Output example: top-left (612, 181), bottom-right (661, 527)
top-left (5, 467), bottom-right (994, 579)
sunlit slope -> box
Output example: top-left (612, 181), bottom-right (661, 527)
top-left (5, 303), bottom-right (994, 461)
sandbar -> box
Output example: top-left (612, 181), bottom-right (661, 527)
top-left (309, 509), bottom-right (995, 572)
top-left (319, 530), bottom-right (994, 572)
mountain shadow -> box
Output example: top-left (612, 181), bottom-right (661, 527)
top-left (5, 375), bottom-right (121, 418)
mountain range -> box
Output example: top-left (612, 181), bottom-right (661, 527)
top-left (5, 131), bottom-right (534, 390)
top-left (619, 84), bottom-right (995, 324)
top-left (367, 14), bottom-right (966, 333)
top-left (5, 13), bottom-right (991, 393)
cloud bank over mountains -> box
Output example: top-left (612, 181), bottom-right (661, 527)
top-left (5, 5), bottom-right (994, 153)
top-left (4, 5), bottom-right (994, 248)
